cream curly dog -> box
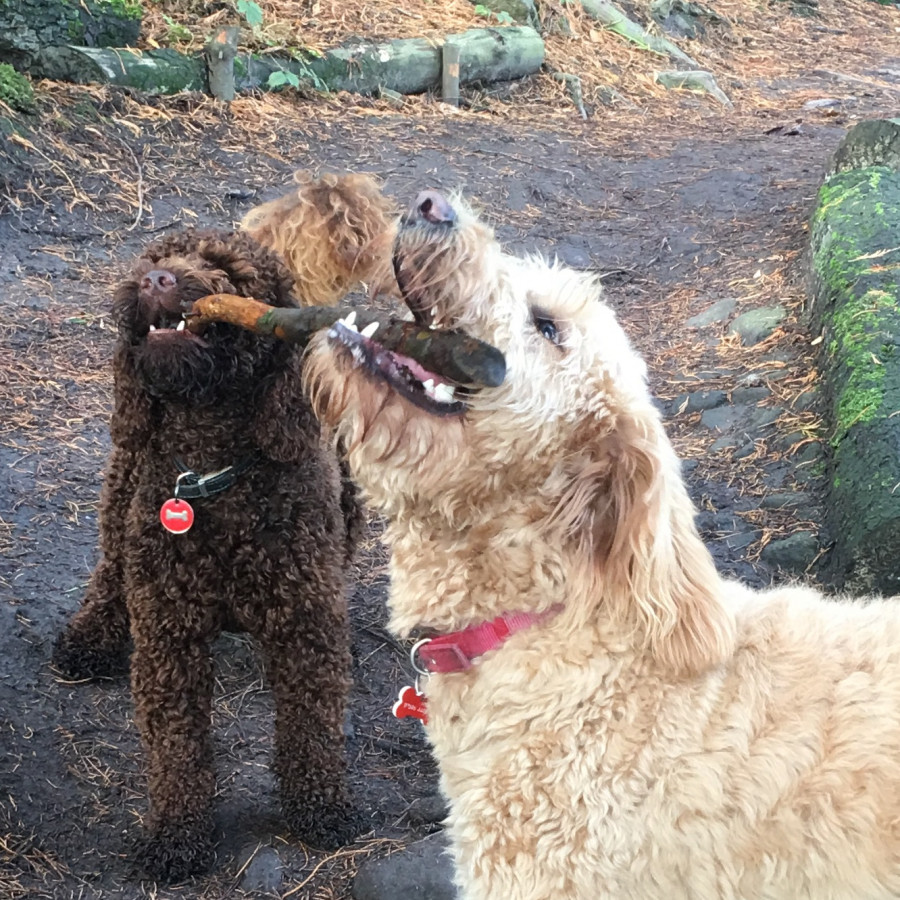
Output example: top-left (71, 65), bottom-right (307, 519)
top-left (305, 190), bottom-right (900, 900)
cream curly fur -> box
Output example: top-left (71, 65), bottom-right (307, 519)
top-left (305, 196), bottom-right (900, 900)
top-left (241, 171), bottom-right (398, 306)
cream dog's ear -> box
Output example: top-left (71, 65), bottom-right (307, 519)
top-left (553, 403), bottom-right (734, 676)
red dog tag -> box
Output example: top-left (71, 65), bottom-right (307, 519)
top-left (392, 685), bottom-right (428, 724)
top-left (160, 497), bottom-right (194, 534)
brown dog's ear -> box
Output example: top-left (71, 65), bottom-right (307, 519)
top-left (554, 404), bottom-right (734, 677)
top-left (252, 350), bottom-right (322, 464)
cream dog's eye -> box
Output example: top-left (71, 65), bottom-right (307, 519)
top-left (535, 315), bottom-right (560, 345)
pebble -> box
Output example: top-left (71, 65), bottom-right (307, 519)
top-left (406, 793), bottom-right (449, 826)
top-left (760, 532), bottom-right (819, 573)
top-left (701, 405), bottom-right (742, 432)
top-left (730, 386), bottom-right (771, 405)
top-left (669, 389), bottom-right (728, 415)
top-left (685, 297), bottom-right (738, 328)
top-left (238, 845), bottom-right (283, 895)
top-left (759, 492), bottom-right (811, 510)
top-left (727, 305), bottom-right (787, 345)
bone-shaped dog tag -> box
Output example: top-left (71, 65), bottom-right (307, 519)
top-left (160, 497), bottom-right (195, 534)
top-left (392, 685), bottom-right (428, 724)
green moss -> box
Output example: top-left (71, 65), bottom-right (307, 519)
top-left (0, 64), bottom-right (34, 113)
top-left (99, 0), bottom-right (143, 19)
top-left (68, 17), bottom-right (86, 41)
top-left (825, 289), bottom-right (898, 443)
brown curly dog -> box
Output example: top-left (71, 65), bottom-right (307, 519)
top-left (241, 170), bottom-right (398, 304)
top-left (52, 229), bottom-right (363, 882)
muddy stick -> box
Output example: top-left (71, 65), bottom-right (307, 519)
top-left (187, 293), bottom-right (506, 388)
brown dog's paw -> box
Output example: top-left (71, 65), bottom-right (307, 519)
top-left (51, 633), bottom-right (130, 681)
top-left (284, 800), bottom-right (369, 851)
top-left (132, 818), bottom-right (216, 883)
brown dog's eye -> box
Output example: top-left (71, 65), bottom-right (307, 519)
top-left (535, 315), bottom-right (560, 345)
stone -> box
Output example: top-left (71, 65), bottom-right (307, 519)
top-left (760, 532), bottom-right (819, 573)
top-left (746, 406), bottom-right (782, 431)
top-left (776, 431), bottom-right (807, 452)
top-left (685, 297), bottom-right (738, 328)
top-left (759, 492), bottom-right (812, 510)
top-left (727, 306), bottom-right (787, 345)
top-left (681, 458), bottom-right (699, 474)
top-left (238, 845), bottom-right (283, 895)
top-left (792, 388), bottom-right (819, 412)
top-left (803, 97), bottom-right (845, 110)
top-left (406, 793), bottom-right (449, 826)
top-left (734, 442), bottom-right (757, 460)
top-left (701, 405), bottom-right (742, 432)
top-left (730, 386), bottom-right (770, 405)
top-left (669, 389), bottom-right (728, 415)
top-left (353, 833), bottom-right (456, 900)
top-left (724, 530), bottom-right (762, 551)
top-left (709, 435), bottom-right (738, 452)
top-left (794, 441), bottom-right (824, 465)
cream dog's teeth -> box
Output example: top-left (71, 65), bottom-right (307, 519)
top-left (422, 379), bottom-right (435, 396)
top-left (342, 311), bottom-right (358, 331)
top-left (360, 321), bottom-right (379, 338)
top-left (433, 383), bottom-right (456, 404)
top-left (176, 320), bottom-right (186, 332)
top-left (149, 325), bottom-right (157, 332)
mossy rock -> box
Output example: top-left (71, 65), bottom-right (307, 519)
top-left (828, 118), bottom-right (900, 176)
top-left (0, 0), bottom-right (142, 74)
top-left (0, 62), bottom-right (34, 111)
top-left (810, 149), bottom-right (900, 593)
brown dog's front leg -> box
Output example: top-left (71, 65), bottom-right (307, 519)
top-left (129, 616), bottom-right (216, 882)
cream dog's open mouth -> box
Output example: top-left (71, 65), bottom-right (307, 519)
top-left (328, 312), bottom-right (467, 417)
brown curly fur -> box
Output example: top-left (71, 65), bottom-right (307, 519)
top-left (52, 229), bottom-right (363, 882)
top-left (241, 171), bottom-right (398, 305)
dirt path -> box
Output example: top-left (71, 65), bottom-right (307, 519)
top-left (2, 56), bottom-right (899, 898)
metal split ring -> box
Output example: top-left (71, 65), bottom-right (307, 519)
top-left (409, 637), bottom-right (432, 676)
top-left (173, 470), bottom-right (197, 500)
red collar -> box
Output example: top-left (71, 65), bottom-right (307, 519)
top-left (411, 605), bottom-right (563, 674)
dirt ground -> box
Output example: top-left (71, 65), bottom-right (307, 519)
top-left (2, 8), bottom-right (900, 897)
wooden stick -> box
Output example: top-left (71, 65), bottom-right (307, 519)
top-left (442, 41), bottom-right (461, 107)
top-left (187, 294), bottom-right (506, 388)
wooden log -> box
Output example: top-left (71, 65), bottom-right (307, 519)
top-left (0, 0), bottom-right (142, 74)
top-left (39, 46), bottom-right (207, 92)
top-left (235, 26), bottom-right (545, 96)
top-left (187, 294), bottom-right (507, 389)
top-left (809, 120), bottom-right (900, 593)
top-left (205, 26), bottom-right (241, 102)
top-left (36, 26), bottom-right (543, 97)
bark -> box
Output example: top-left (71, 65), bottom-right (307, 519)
top-left (38, 46), bottom-right (206, 92)
top-left (205, 26), bottom-right (240, 102)
top-left (235, 26), bottom-right (545, 96)
top-left (809, 120), bottom-right (900, 593)
top-left (0, 0), bottom-right (142, 74)
top-left (188, 294), bottom-right (507, 389)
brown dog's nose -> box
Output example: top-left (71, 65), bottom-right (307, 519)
top-left (141, 269), bottom-right (177, 295)
top-left (412, 190), bottom-right (456, 225)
